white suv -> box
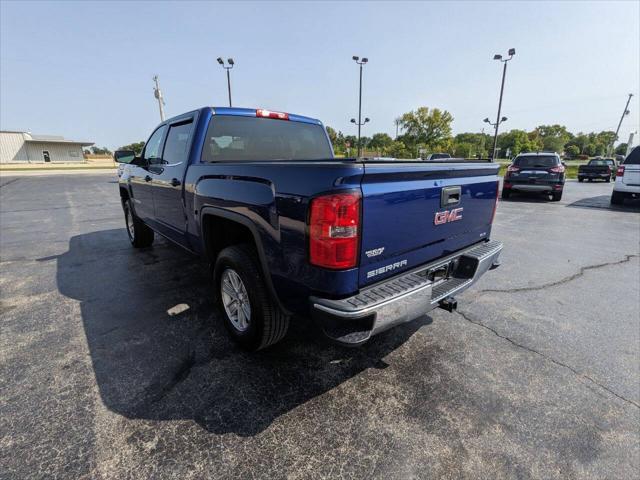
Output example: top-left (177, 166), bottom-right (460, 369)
top-left (611, 146), bottom-right (640, 205)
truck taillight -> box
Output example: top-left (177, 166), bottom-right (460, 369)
top-left (490, 180), bottom-right (499, 225)
top-left (256, 109), bottom-right (289, 120)
top-left (309, 192), bottom-right (361, 269)
top-left (617, 165), bottom-right (625, 177)
top-left (549, 164), bottom-right (565, 173)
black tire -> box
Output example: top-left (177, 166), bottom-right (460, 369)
top-left (213, 244), bottom-right (290, 350)
top-left (610, 191), bottom-right (625, 205)
top-left (606, 177), bottom-right (611, 183)
top-left (588, 178), bottom-right (593, 182)
top-left (578, 177), bottom-right (584, 182)
top-left (501, 190), bottom-right (511, 199)
top-left (123, 199), bottom-right (154, 248)
top-left (551, 191), bottom-right (563, 202)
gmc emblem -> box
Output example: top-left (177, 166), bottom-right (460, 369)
top-left (434, 207), bottom-right (463, 225)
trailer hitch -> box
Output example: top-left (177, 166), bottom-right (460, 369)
top-left (438, 296), bottom-right (458, 312)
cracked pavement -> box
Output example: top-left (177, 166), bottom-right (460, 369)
top-left (1, 174), bottom-right (639, 479)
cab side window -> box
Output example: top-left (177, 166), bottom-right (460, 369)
top-left (142, 126), bottom-right (167, 165)
top-left (163, 121), bottom-right (194, 165)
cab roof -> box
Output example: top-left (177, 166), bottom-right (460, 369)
top-left (210, 107), bottom-right (323, 125)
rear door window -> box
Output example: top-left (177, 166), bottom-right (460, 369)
top-left (163, 121), bottom-right (194, 165)
top-left (513, 156), bottom-right (558, 168)
top-left (623, 147), bottom-right (639, 165)
top-left (201, 115), bottom-right (333, 162)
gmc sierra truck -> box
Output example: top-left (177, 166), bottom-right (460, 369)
top-left (115, 107), bottom-right (503, 350)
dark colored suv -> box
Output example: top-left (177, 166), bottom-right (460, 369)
top-left (502, 153), bottom-right (565, 201)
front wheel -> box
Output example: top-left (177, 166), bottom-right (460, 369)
top-left (214, 244), bottom-right (290, 350)
top-left (123, 200), bottom-right (154, 248)
top-left (610, 191), bottom-right (625, 205)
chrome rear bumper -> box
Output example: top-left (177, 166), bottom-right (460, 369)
top-left (310, 240), bottom-right (503, 345)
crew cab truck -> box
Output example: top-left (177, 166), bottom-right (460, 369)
top-left (578, 158), bottom-right (615, 182)
top-left (115, 107), bottom-right (503, 350)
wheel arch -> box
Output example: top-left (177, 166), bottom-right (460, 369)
top-left (200, 207), bottom-right (290, 315)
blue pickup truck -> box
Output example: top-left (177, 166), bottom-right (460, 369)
top-left (115, 107), bottom-right (503, 350)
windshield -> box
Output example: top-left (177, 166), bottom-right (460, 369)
top-left (513, 155), bottom-right (558, 168)
top-left (201, 115), bottom-right (333, 162)
top-left (588, 160), bottom-right (611, 166)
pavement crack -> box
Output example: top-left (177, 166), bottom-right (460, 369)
top-left (480, 254), bottom-right (639, 293)
top-left (0, 178), bottom-right (20, 188)
top-left (455, 309), bottom-right (640, 410)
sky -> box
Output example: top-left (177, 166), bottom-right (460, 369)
top-left (1, 0), bottom-right (639, 150)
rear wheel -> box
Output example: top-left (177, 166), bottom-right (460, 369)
top-left (501, 189), bottom-right (511, 199)
top-left (214, 244), bottom-right (290, 350)
top-left (123, 200), bottom-right (154, 248)
top-left (611, 191), bottom-right (625, 205)
top-left (551, 191), bottom-right (563, 202)
top-left (606, 176), bottom-right (611, 183)
top-left (578, 177), bottom-right (584, 182)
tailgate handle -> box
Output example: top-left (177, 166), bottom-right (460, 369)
top-left (441, 186), bottom-right (461, 207)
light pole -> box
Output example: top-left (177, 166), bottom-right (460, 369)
top-left (152, 75), bottom-right (166, 122)
top-left (484, 116), bottom-right (508, 158)
top-left (217, 57), bottom-right (234, 107)
top-left (352, 56), bottom-right (368, 157)
top-left (610, 93), bottom-right (633, 155)
top-left (489, 48), bottom-right (515, 160)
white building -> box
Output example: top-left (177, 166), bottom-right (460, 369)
top-left (0, 131), bottom-right (94, 163)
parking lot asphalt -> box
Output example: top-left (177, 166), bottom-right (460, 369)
top-left (1, 173), bottom-right (639, 479)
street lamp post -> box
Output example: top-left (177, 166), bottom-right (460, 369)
top-left (489, 48), bottom-right (516, 160)
top-left (352, 56), bottom-right (369, 157)
top-left (484, 116), bottom-right (508, 158)
top-left (216, 57), bottom-right (235, 107)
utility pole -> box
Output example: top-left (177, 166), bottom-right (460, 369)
top-left (611, 93), bottom-right (633, 155)
top-left (489, 48), bottom-right (516, 160)
top-left (351, 56), bottom-right (369, 157)
top-left (153, 75), bottom-right (166, 122)
top-left (395, 118), bottom-right (401, 139)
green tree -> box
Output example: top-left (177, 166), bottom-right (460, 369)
top-left (118, 141), bottom-right (145, 154)
top-left (90, 146), bottom-right (112, 155)
top-left (398, 107), bottom-right (454, 150)
top-left (615, 143), bottom-right (628, 155)
top-left (325, 126), bottom-right (338, 146)
top-left (565, 145), bottom-right (580, 158)
top-left (497, 129), bottom-right (535, 157)
top-left (532, 125), bottom-right (571, 153)
top-left (369, 133), bottom-right (393, 150)
top-left (384, 141), bottom-right (411, 158)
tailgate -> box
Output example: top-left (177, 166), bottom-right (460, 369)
top-left (359, 162), bottom-right (500, 287)
top-left (622, 165), bottom-right (640, 185)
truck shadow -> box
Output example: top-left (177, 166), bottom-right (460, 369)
top-left (51, 228), bottom-right (431, 436)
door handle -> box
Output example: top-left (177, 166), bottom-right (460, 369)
top-left (145, 175), bottom-right (152, 182)
top-left (171, 178), bottom-right (181, 187)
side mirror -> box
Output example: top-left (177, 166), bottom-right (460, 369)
top-left (114, 150), bottom-right (136, 164)
top-left (562, 161), bottom-right (567, 166)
